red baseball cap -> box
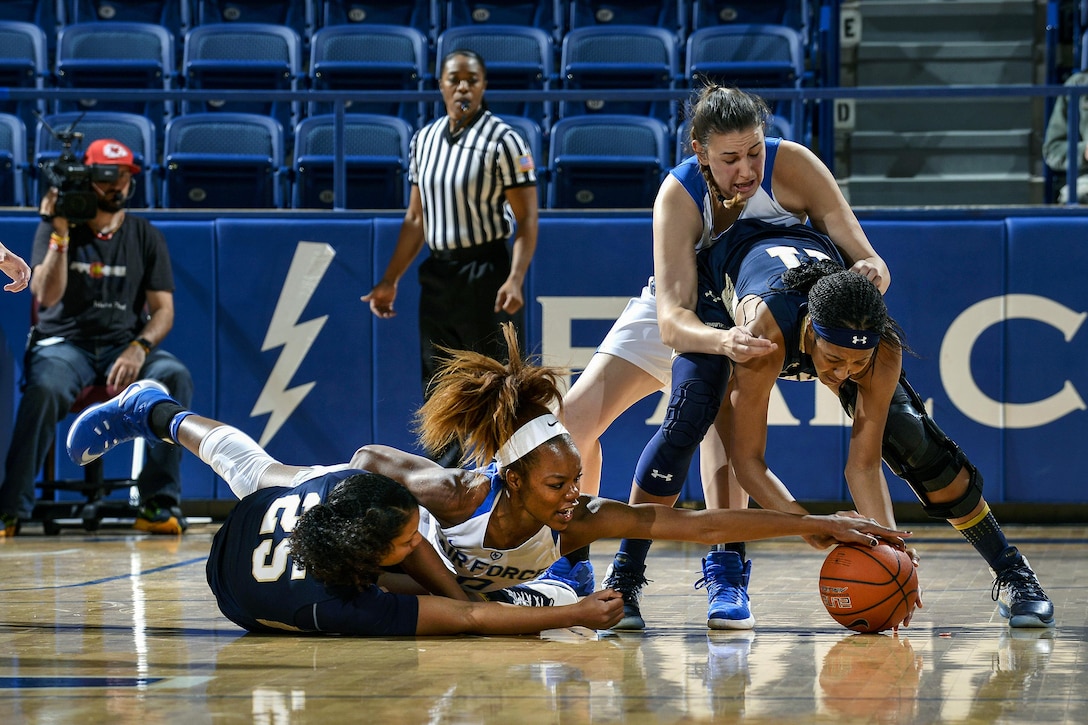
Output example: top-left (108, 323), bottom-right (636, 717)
top-left (83, 138), bottom-right (141, 174)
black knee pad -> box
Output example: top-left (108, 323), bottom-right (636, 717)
top-left (841, 373), bottom-right (984, 519)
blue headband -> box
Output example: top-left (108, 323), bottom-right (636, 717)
top-left (811, 320), bottom-right (880, 350)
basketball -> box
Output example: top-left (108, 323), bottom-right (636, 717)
top-left (819, 543), bottom-right (918, 633)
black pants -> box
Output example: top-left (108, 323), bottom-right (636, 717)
top-left (418, 240), bottom-right (524, 400)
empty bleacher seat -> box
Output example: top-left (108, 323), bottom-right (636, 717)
top-left (0, 21), bottom-right (49, 137)
top-left (292, 113), bottom-right (413, 209)
top-left (0, 0), bottom-right (65, 55)
top-left (194, 0), bottom-right (315, 47)
top-left (182, 23), bottom-right (303, 135)
top-left (68, 0), bottom-right (192, 45)
top-left (685, 24), bottom-right (806, 136)
top-left (34, 111), bottom-right (157, 208)
top-left (0, 114), bottom-right (29, 207)
top-left (547, 114), bottom-right (670, 209)
top-left (559, 25), bottom-right (680, 129)
top-left (498, 114), bottom-right (545, 206)
top-left (568, 1), bottom-right (686, 41)
top-left (162, 112), bottom-right (286, 209)
top-left (321, 1), bottom-right (439, 47)
top-left (435, 25), bottom-right (555, 126)
top-left (54, 22), bottom-right (176, 134)
top-left (691, 0), bottom-right (810, 40)
top-left (445, 1), bottom-right (563, 42)
top-left (308, 24), bottom-right (429, 127)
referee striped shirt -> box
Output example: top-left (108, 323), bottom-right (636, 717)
top-left (409, 110), bottom-right (537, 253)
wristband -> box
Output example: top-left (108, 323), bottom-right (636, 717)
top-left (131, 337), bottom-right (152, 354)
top-left (49, 232), bottom-right (69, 252)
top-left (48, 241), bottom-right (68, 253)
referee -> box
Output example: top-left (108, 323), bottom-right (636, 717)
top-left (363, 49), bottom-right (539, 465)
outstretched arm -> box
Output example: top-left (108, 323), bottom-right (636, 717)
top-left (563, 497), bottom-right (908, 552)
top-left (414, 589), bottom-right (625, 635)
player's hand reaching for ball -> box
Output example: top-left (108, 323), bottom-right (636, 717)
top-left (572, 589), bottom-right (625, 630)
top-left (805, 511), bottom-right (911, 550)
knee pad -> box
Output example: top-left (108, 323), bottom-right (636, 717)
top-left (881, 376), bottom-right (983, 520)
top-left (634, 376), bottom-right (722, 497)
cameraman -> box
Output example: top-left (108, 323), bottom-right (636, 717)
top-left (0, 139), bottom-right (193, 537)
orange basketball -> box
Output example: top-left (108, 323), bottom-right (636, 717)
top-left (819, 543), bottom-right (918, 633)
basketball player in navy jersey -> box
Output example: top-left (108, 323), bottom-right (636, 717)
top-left (661, 219), bottom-right (1052, 629)
top-left (66, 380), bottom-right (627, 636)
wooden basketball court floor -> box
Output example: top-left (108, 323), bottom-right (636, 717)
top-left (0, 522), bottom-right (1084, 724)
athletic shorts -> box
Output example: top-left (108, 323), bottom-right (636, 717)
top-left (594, 279), bottom-right (674, 387)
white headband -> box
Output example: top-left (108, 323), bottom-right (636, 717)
top-left (495, 414), bottom-right (569, 468)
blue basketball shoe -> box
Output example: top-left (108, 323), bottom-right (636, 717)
top-left (538, 558), bottom-right (596, 597)
top-left (696, 551), bottom-right (755, 630)
top-left (67, 380), bottom-right (176, 466)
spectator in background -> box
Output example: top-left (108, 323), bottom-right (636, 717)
top-left (0, 139), bottom-right (193, 537)
top-left (361, 48), bottom-right (539, 468)
top-left (0, 242), bottom-right (30, 292)
top-left (1043, 71), bottom-right (1088, 203)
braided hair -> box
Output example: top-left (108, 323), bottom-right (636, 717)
top-left (686, 84), bottom-right (771, 209)
top-left (780, 259), bottom-right (906, 352)
top-left (290, 472), bottom-right (418, 591)
top-left (414, 322), bottom-right (572, 473)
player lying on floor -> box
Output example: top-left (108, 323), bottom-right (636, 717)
top-left (67, 380), bottom-right (623, 636)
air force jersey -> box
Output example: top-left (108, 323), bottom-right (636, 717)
top-left (670, 137), bottom-right (805, 255)
top-left (695, 219), bottom-right (845, 380)
top-left (425, 462), bottom-right (562, 593)
top-left (206, 469), bottom-right (420, 635)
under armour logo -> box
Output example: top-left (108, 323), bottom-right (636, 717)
top-left (650, 469), bottom-right (673, 481)
top-left (703, 290), bottom-right (721, 303)
top-left (852, 335), bottom-right (867, 345)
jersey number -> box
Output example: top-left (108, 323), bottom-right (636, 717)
top-left (251, 492), bottom-right (322, 583)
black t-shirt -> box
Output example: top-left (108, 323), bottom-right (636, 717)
top-left (31, 216), bottom-right (175, 345)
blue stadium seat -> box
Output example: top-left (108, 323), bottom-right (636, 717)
top-left (691, 0), bottom-right (810, 40)
top-left (182, 23), bottom-right (303, 135)
top-left (559, 25), bottom-right (680, 129)
top-left (435, 25), bottom-right (555, 126)
top-left (685, 24), bottom-right (806, 135)
top-left (0, 1), bottom-right (65, 56)
top-left (675, 111), bottom-right (793, 164)
top-left (292, 113), bottom-right (413, 210)
top-left (445, 1), bottom-right (563, 42)
top-left (162, 112), bottom-right (286, 209)
top-left (0, 113), bottom-right (29, 207)
top-left (320, 1), bottom-right (439, 47)
top-left (68, 0), bottom-right (193, 44)
top-left (568, 1), bottom-right (686, 41)
top-left (547, 114), bottom-right (669, 209)
top-left (194, 0), bottom-right (315, 47)
top-left (498, 114), bottom-right (545, 206)
top-left (54, 22), bottom-right (176, 135)
top-left (34, 111), bottom-right (157, 208)
top-left (308, 24), bottom-right (429, 127)
top-left (0, 21), bottom-right (48, 139)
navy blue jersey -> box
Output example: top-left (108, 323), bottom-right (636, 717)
top-left (206, 470), bottom-right (420, 635)
top-left (695, 219), bottom-right (844, 379)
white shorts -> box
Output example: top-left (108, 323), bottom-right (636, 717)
top-left (595, 280), bottom-right (674, 387)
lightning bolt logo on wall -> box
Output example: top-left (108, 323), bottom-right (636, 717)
top-left (251, 242), bottom-right (335, 446)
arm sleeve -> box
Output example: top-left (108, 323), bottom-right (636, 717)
top-left (307, 587), bottom-right (420, 636)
